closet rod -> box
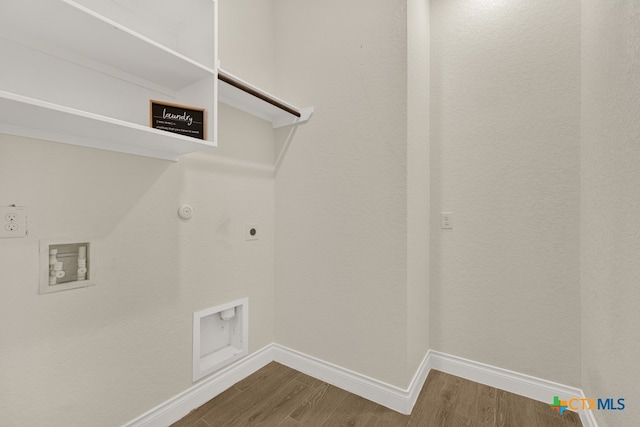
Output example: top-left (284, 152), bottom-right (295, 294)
top-left (218, 71), bottom-right (302, 118)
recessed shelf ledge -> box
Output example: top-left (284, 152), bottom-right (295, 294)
top-left (0, 90), bottom-right (214, 161)
top-left (217, 68), bottom-right (313, 129)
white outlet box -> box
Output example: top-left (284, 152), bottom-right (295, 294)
top-left (0, 206), bottom-right (27, 238)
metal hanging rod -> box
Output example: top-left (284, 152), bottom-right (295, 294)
top-left (217, 70), bottom-right (302, 118)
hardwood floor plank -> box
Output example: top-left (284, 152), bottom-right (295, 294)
top-left (451, 413), bottom-right (474, 427)
top-left (294, 371), bottom-right (325, 389)
top-left (472, 380), bottom-right (497, 426)
top-left (534, 398), bottom-right (582, 426)
top-left (408, 369), bottom-right (445, 426)
top-left (228, 379), bottom-right (311, 426)
top-left (233, 362), bottom-right (287, 392)
top-left (171, 364), bottom-right (583, 427)
top-left (169, 411), bottom-right (204, 427)
top-left (535, 405), bottom-right (582, 426)
top-left (371, 404), bottom-right (410, 427)
top-left (171, 385), bottom-right (241, 427)
top-left (495, 386), bottom-right (508, 427)
top-left (410, 370), bottom-right (462, 426)
top-left (289, 383), bottom-right (350, 426)
top-left (277, 417), bottom-right (303, 426)
top-left (362, 414), bottom-right (382, 426)
top-left (495, 386), bottom-right (584, 427)
top-left (200, 363), bottom-right (299, 425)
top-left (318, 389), bottom-right (381, 427)
top-left (497, 388), bottom-right (530, 426)
top-left (453, 372), bottom-right (478, 417)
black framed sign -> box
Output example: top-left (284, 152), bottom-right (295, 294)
top-left (150, 100), bottom-right (206, 140)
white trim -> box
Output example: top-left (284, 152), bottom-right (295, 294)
top-left (272, 344), bottom-right (430, 415)
top-left (576, 390), bottom-right (600, 427)
top-left (122, 345), bottom-right (273, 427)
top-left (428, 351), bottom-right (581, 402)
top-left (123, 345), bottom-right (598, 427)
top-left (405, 350), bottom-right (433, 413)
top-left (427, 350), bottom-right (598, 427)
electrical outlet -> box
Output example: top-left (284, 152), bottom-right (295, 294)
top-left (441, 212), bottom-right (453, 229)
top-left (245, 223), bottom-right (259, 241)
top-left (0, 206), bottom-right (27, 238)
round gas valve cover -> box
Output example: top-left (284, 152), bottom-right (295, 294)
top-left (178, 204), bottom-right (194, 220)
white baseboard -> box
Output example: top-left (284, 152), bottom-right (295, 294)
top-left (124, 345), bottom-right (597, 427)
top-left (576, 390), bottom-right (600, 427)
top-left (427, 350), bottom-right (598, 427)
top-left (272, 344), bottom-right (430, 415)
top-left (122, 345), bottom-right (274, 427)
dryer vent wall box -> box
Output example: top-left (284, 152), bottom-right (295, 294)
top-left (39, 239), bottom-right (95, 294)
top-left (193, 298), bottom-right (248, 382)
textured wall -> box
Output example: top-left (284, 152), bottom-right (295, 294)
top-left (430, 0), bottom-right (582, 386)
top-left (0, 1), bottom-right (276, 425)
top-left (407, 0), bottom-right (431, 375)
top-left (581, 0), bottom-right (640, 425)
top-left (218, 0), bottom-right (275, 92)
top-left (274, 0), bottom-right (411, 386)
top-left (9, 2), bottom-right (638, 425)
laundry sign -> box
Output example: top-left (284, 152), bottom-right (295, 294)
top-left (150, 100), bottom-right (206, 140)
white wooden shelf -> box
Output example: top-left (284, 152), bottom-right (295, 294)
top-left (218, 68), bottom-right (313, 129)
top-left (0, 0), bottom-right (218, 161)
top-left (0, 0), bottom-right (215, 92)
top-left (0, 91), bottom-right (214, 161)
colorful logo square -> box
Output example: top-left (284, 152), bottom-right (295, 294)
top-left (549, 396), bottom-right (568, 415)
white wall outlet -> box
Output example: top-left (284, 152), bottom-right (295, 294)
top-left (0, 206), bottom-right (27, 238)
top-left (245, 223), bottom-right (259, 241)
top-left (441, 212), bottom-right (453, 229)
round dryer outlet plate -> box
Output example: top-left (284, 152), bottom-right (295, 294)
top-left (178, 204), bottom-right (194, 220)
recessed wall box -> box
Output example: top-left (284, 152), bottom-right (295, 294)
top-left (39, 238), bottom-right (95, 294)
top-left (193, 298), bottom-right (248, 382)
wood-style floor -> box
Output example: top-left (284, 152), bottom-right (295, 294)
top-left (171, 362), bottom-right (582, 427)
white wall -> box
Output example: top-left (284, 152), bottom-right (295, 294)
top-left (273, 0), bottom-right (413, 386)
top-left (5, 1), bottom-right (639, 424)
top-left (218, 0), bottom-right (275, 92)
top-left (407, 0), bottom-right (431, 375)
top-left (581, 0), bottom-right (640, 425)
top-left (0, 1), bottom-right (277, 425)
top-left (430, 0), bottom-right (582, 386)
